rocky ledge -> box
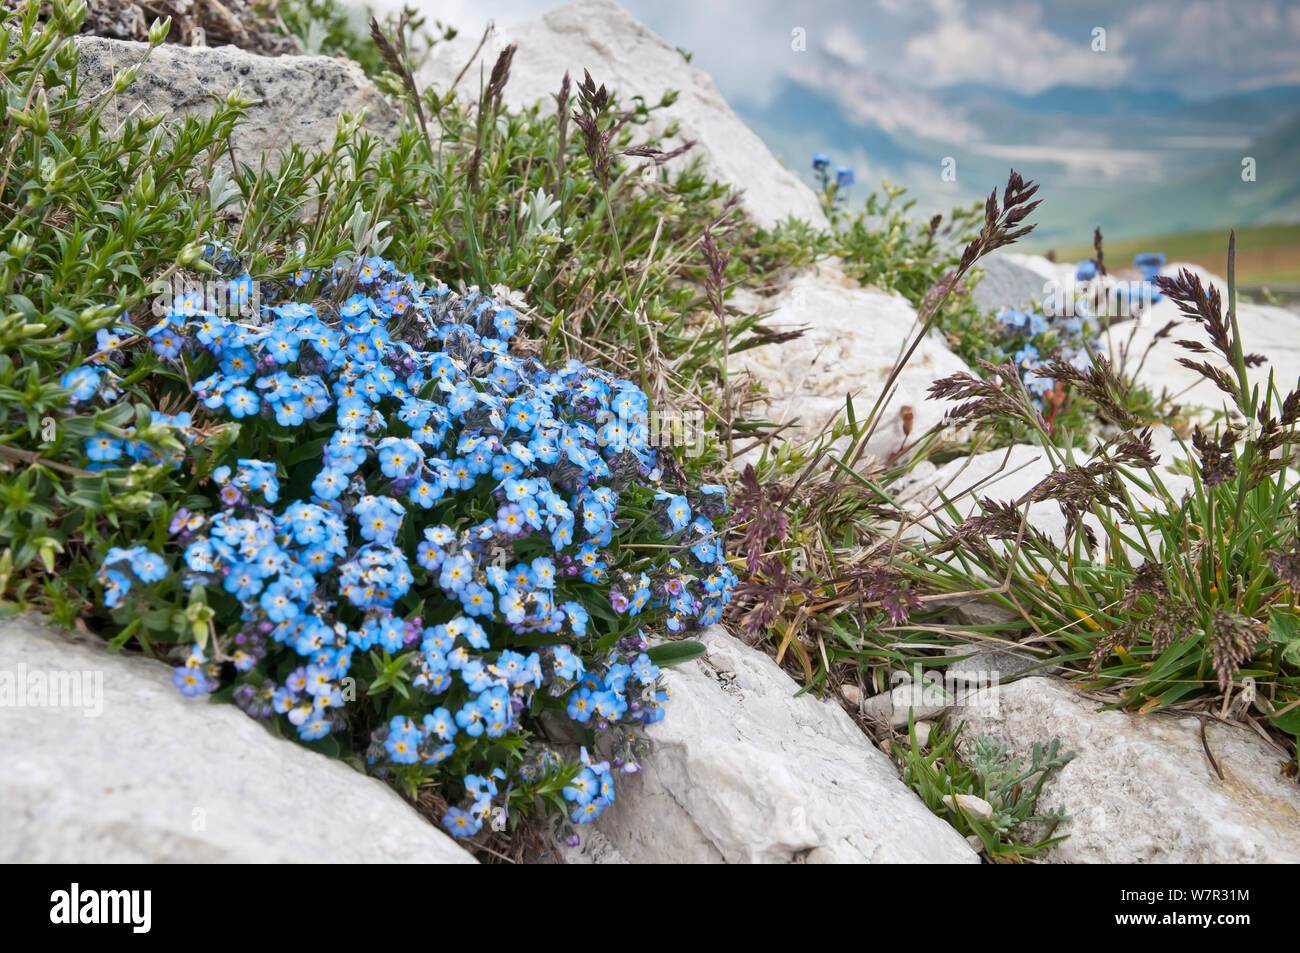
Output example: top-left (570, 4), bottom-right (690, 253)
top-left (0, 615), bottom-right (475, 863)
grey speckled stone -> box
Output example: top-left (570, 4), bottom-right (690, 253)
top-left (75, 37), bottom-right (398, 164)
top-left (0, 615), bottom-right (474, 863)
top-left (970, 252), bottom-right (1056, 315)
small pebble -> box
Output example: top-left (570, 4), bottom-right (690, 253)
top-left (942, 793), bottom-right (995, 821)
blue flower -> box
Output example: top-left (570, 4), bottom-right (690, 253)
top-left (455, 698), bottom-right (486, 737)
top-left (1024, 369), bottom-right (1054, 397)
top-left (224, 386), bottom-right (259, 418)
top-left (85, 434), bottom-right (123, 463)
top-left (148, 323), bottom-right (184, 358)
top-left (105, 254), bottom-right (741, 840)
top-left (664, 494), bottom-right (691, 532)
top-left (552, 644), bottom-right (585, 681)
top-left (264, 329), bottom-right (300, 364)
top-left (567, 686), bottom-right (596, 723)
top-left (1013, 344), bottom-right (1039, 367)
top-left (172, 666), bottom-right (211, 697)
top-left (999, 309), bottom-right (1028, 329)
top-left (384, 715), bottom-right (422, 764)
top-left (571, 796), bottom-right (610, 824)
top-left (95, 326), bottom-right (126, 355)
top-left (423, 707), bottom-right (457, 742)
top-left (62, 367), bottom-right (101, 402)
top-left (131, 551), bottom-right (167, 583)
top-left (631, 653), bottom-right (659, 684)
top-left (298, 713), bottom-right (333, 741)
top-left (339, 294), bottom-right (371, 319)
top-left (496, 503), bottom-right (526, 535)
top-left (461, 583), bottom-right (494, 617)
top-left (443, 806), bottom-right (482, 837)
top-left (563, 768), bottom-right (598, 805)
top-left (1133, 252), bottom-right (1166, 273)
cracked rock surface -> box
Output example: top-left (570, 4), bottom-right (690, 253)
top-left (75, 36), bottom-right (398, 164)
top-left (0, 615), bottom-right (474, 863)
top-left (954, 677), bottom-right (1300, 863)
top-left (564, 626), bottom-right (977, 864)
top-left (728, 258), bottom-right (971, 460)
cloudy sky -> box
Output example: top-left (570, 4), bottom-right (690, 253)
top-left (385, 0), bottom-right (1300, 104)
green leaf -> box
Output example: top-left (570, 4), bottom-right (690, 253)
top-left (1269, 701), bottom-right (1300, 742)
top-left (1269, 607), bottom-right (1300, 665)
top-left (284, 437), bottom-right (328, 468)
top-left (646, 639), bottom-right (706, 667)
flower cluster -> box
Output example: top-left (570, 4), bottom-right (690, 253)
top-left (991, 305), bottom-right (1084, 405)
top-left (89, 252), bottom-right (735, 839)
top-left (991, 251), bottom-right (1167, 410)
top-left (99, 545), bottom-right (168, 608)
top-left (812, 152), bottom-right (855, 189)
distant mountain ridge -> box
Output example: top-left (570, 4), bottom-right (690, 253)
top-left (1089, 111), bottom-right (1300, 236)
top-left (938, 82), bottom-right (1189, 117)
top-left (729, 68), bottom-right (1300, 243)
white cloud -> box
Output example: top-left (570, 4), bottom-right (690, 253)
top-left (1116, 0), bottom-right (1300, 96)
top-left (904, 2), bottom-right (1133, 92)
top-left (371, 0), bottom-right (1300, 106)
top-left (367, 0), bottom-right (553, 42)
top-left (824, 28), bottom-right (870, 66)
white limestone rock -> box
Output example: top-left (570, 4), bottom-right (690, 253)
top-left (1103, 262), bottom-right (1300, 417)
top-left (860, 668), bottom-right (962, 729)
top-left (729, 259), bottom-right (972, 459)
top-left (895, 438), bottom-right (1194, 548)
top-left (580, 626), bottom-right (978, 863)
top-left (416, 0), bottom-right (826, 229)
top-left (942, 793), bottom-right (994, 821)
top-left (557, 826), bottom-right (629, 864)
top-left (0, 615), bottom-right (475, 864)
top-left (955, 676), bottom-right (1300, 863)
